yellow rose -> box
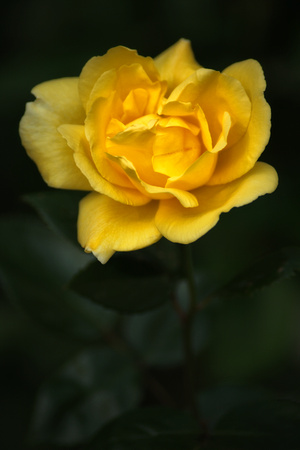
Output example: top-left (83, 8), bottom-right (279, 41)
top-left (20, 39), bottom-right (278, 263)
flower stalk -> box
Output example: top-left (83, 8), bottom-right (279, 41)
top-left (180, 244), bottom-right (199, 419)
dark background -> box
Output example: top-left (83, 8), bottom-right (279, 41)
top-left (1, 0), bottom-right (299, 448)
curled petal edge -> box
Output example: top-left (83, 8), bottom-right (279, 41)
top-left (155, 162), bottom-right (278, 243)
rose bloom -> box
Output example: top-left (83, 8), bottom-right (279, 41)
top-left (20, 40), bottom-right (278, 263)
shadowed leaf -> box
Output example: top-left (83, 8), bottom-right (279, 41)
top-left (88, 407), bottom-right (201, 450)
top-left (30, 348), bottom-right (141, 446)
top-left (24, 190), bottom-right (86, 244)
top-left (70, 252), bottom-right (172, 313)
top-left (0, 215), bottom-right (116, 341)
top-left (206, 399), bottom-right (300, 449)
top-left (214, 247), bottom-right (300, 300)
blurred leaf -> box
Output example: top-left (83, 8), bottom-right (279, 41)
top-left (24, 190), bottom-right (86, 244)
top-left (197, 385), bottom-right (271, 430)
top-left (0, 215), bottom-right (117, 341)
top-left (206, 400), bottom-right (300, 449)
top-left (206, 279), bottom-right (298, 380)
top-left (124, 303), bottom-right (182, 366)
top-left (125, 308), bottom-right (181, 368)
top-left (88, 407), bottom-right (201, 450)
top-left (123, 300), bottom-right (208, 367)
top-left (30, 347), bottom-right (141, 446)
top-left (214, 247), bottom-right (300, 300)
top-left (70, 252), bottom-right (172, 313)
top-left (146, 238), bottom-right (181, 275)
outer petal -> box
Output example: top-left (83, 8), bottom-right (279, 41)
top-left (223, 58), bottom-right (267, 100)
top-left (105, 153), bottom-right (199, 207)
top-left (79, 46), bottom-right (160, 110)
top-left (19, 78), bottom-right (91, 190)
top-left (168, 68), bottom-right (251, 150)
top-left (154, 39), bottom-right (201, 94)
top-left (155, 162), bottom-right (278, 243)
top-left (59, 123), bottom-right (150, 206)
top-left (78, 193), bottom-right (162, 263)
top-left (208, 59), bottom-right (271, 184)
top-left (85, 95), bottom-right (137, 189)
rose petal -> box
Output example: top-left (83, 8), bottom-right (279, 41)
top-left (105, 153), bottom-right (199, 207)
top-left (154, 39), bottom-right (201, 94)
top-left (59, 123), bottom-right (150, 206)
top-left (155, 162), bottom-right (278, 243)
top-left (168, 67), bottom-right (251, 149)
top-left (85, 94), bottom-right (128, 185)
top-left (78, 193), bottom-right (161, 263)
top-left (223, 58), bottom-right (267, 100)
top-left (208, 59), bottom-right (271, 185)
top-left (86, 63), bottom-right (166, 116)
top-left (19, 78), bottom-right (91, 190)
top-left (210, 111), bottom-right (232, 153)
top-left (166, 150), bottom-right (218, 190)
top-left (86, 93), bottom-right (166, 188)
top-left (79, 46), bottom-right (160, 110)
top-left (107, 123), bottom-right (167, 187)
top-left (85, 94), bottom-right (140, 188)
top-left (161, 101), bottom-right (213, 152)
top-left (152, 126), bottom-right (201, 178)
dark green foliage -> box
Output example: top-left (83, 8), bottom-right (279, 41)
top-left (29, 348), bottom-right (141, 446)
top-left (88, 407), bottom-right (201, 450)
top-left (0, 215), bottom-right (107, 341)
top-left (24, 190), bottom-right (86, 245)
top-left (70, 253), bottom-right (172, 313)
top-left (207, 400), bottom-right (300, 450)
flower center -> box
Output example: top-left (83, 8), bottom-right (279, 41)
top-left (152, 121), bottom-right (201, 178)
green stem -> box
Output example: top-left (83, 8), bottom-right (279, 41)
top-left (180, 244), bottom-right (198, 418)
top-left (182, 244), bottom-right (197, 311)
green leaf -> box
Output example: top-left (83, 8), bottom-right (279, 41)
top-left (214, 247), bottom-right (300, 300)
top-left (30, 347), bottom-right (141, 446)
top-left (70, 252), bottom-right (172, 313)
top-left (123, 303), bottom-right (183, 366)
top-left (205, 279), bottom-right (298, 380)
top-left (0, 215), bottom-right (117, 341)
top-left (123, 300), bottom-right (208, 366)
top-left (197, 385), bottom-right (271, 430)
top-left (24, 190), bottom-right (86, 244)
top-left (206, 399), bottom-right (300, 449)
top-left (88, 407), bottom-right (201, 450)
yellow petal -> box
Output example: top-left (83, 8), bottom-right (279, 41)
top-left (161, 101), bottom-right (212, 151)
top-left (105, 153), bottom-right (199, 207)
top-left (208, 59), bottom-right (271, 185)
top-left (168, 68), bottom-right (251, 149)
top-left (85, 95), bottom-right (137, 188)
top-left (19, 78), bottom-right (91, 190)
top-left (152, 126), bottom-right (201, 178)
top-left (223, 59), bottom-right (266, 101)
top-left (59, 123), bottom-right (150, 206)
top-left (30, 78), bottom-right (84, 123)
top-left (86, 68), bottom-right (118, 113)
top-left (78, 193), bottom-right (161, 263)
top-left (155, 162), bottom-right (278, 243)
top-left (157, 115), bottom-right (200, 135)
top-left (166, 150), bottom-right (218, 190)
top-left (86, 94), bottom-right (165, 188)
top-left (108, 123), bottom-right (167, 187)
top-left (173, 68), bottom-right (251, 150)
top-left (79, 46), bottom-right (160, 109)
top-left (210, 111), bottom-right (232, 153)
top-left (154, 39), bottom-right (201, 94)
top-left (86, 63), bottom-right (166, 116)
